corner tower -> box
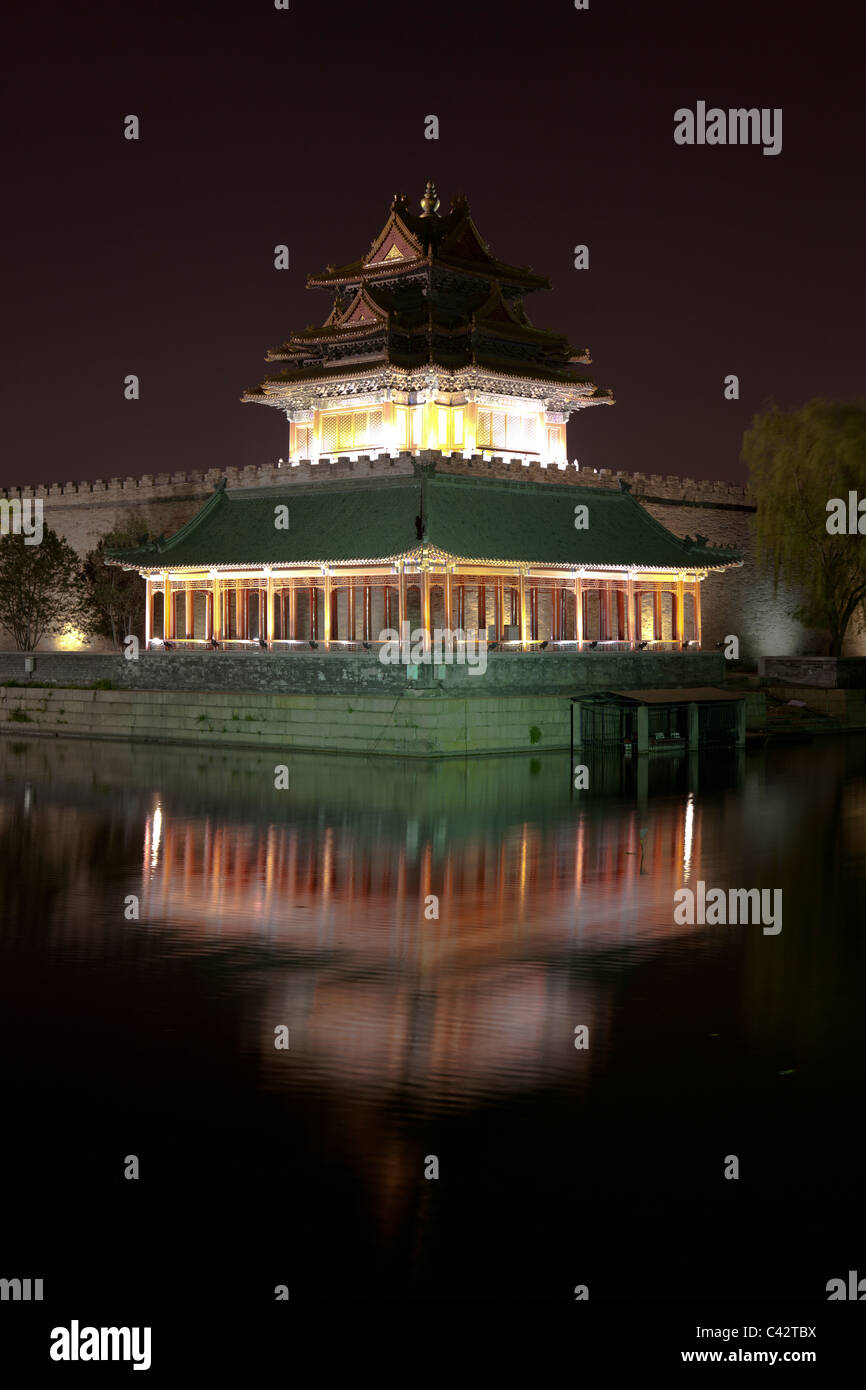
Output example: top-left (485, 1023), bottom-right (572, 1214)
top-left (243, 183), bottom-right (613, 465)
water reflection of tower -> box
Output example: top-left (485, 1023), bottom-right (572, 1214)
top-left (138, 790), bottom-right (709, 957)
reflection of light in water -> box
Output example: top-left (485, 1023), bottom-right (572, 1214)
top-left (683, 792), bottom-right (694, 879)
top-left (149, 803), bottom-right (163, 869)
top-left (23, 783), bottom-right (32, 815)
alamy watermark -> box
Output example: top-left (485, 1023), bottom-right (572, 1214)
top-left (674, 103), bottom-right (782, 157)
top-left (1, 1275), bottom-right (43, 1300)
top-left (0, 498), bottom-right (43, 545)
top-left (674, 881), bottom-right (782, 934)
top-left (50, 1320), bottom-right (151, 1370)
top-left (379, 623), bottom-right (487, 675)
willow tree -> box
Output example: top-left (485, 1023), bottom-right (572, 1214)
top-left (743, 399), bottom-right (866, 656)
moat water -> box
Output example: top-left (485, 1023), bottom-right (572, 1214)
top-left (1, 734), bottom-right (864, 1310)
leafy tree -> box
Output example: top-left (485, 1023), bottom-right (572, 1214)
top-left (743, 399), bottom-right (866, 656)
top-left (79, 512), bottom-right (161, 649)
top-left (0, 527), bottom-right (85, 651)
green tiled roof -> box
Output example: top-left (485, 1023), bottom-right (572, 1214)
top-left (106, 472), bottom-right (742, 571)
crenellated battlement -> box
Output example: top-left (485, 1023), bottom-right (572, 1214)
top-left (0, 451), bottom-right (752, 507)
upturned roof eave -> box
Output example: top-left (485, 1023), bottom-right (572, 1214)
top-left (306, 255), bottom-right (549, 293)
top-left (107, 550), bottom-right (742, 574)
top-left (244, 360), bottom-right (610, 395)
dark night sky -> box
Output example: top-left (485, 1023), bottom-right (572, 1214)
top-left (3, 0), bottom-right (864, 489)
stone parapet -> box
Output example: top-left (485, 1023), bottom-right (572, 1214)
top-left (0, 648), bottom-right (727, 696)
top-left (0, 450), bottom-right (751, 507)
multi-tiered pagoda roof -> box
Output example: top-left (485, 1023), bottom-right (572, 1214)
top-left (243, 183), bottom-right (613, 412)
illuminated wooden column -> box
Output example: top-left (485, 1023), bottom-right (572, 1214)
top-left (464, 401), bottom-right (479, 453)
top-left (363, 585), bottom-right (371, 641)
top-left (444, 566), bottom-right (453, 629)
top-left (185, 583), bottom-right (193, 640)
top-left (309, 584), bottom-right (317, 640)
top-left (422, 398), bottom-right (437, 452)
top-left (382, 400), bottom-right (396, 451)
top-left (397, 564), bottom-right (408, 631)
top-left (626, 574), bottom-right (635, 647)
top-left (421, 570), bottom-right (431, 633)
top-left (163, 571), bottom-right (173, 639)
top-left (144, 577), bottom-right (153, 647)
top-left (518, 569), bottom-right (528, 645)
top-left (266, 572), bottom-right (274, 647)
top-left (211, 577), bottom-right (220, 641)
top-left (496, 577), bottom-right (505, 637)
top-left (348, 583), bottom-right (357, 641)
top-left (575, 575), bottom-right (584, 644)
top-left (653, 586), bottom-right (663, 643)
top-left (675, 576), bottom-right (684, 643)
top-left (323, 573), bottom-right (332, 643)
top-left (384, 582), bottom-right (392, 631)
top-left (288, 585), bottom-right (297, 640)
top-left (693, 576), bottom-right (702, 647)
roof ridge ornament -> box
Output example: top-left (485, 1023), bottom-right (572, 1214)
top-left (420, 180), bottom-right (440, 217)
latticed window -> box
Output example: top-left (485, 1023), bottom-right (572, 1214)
top-left (321, 408), bottom-right (384, 452)
top-left (294, 424), bottom-right (312, 457)
top-left (478, 409), bottom-right (537, 451)
top-left (336, 412), bottom-right (353, 449)
top-left (507, 414), bottom-right (537, 450)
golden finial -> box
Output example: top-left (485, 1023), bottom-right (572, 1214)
top-left (420, 180), bottom-right (440, 217)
